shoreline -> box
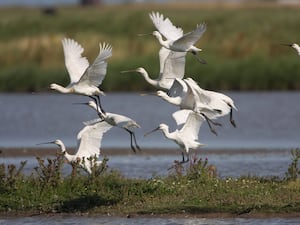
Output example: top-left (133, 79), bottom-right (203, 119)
top-left (0, 147), bottom-right (291, 157)
top-left (0, 211), bottom-right (300, 219)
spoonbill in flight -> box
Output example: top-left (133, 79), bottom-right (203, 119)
top-left (148, 11), bottom-right (207, 64)
top-left (145, 111), bottom-right (205, 163)
top-left (121, 47), bottom-right (186, 91)
top-left (157, 78), bottom-right (223, 135)
top-left (79, 101), bottom-right (141, 153)
top-left (282, 43), bottom-right (300, 55)
top-left (50, 38), bottom-right (112, 112)
top-left (184, 78), bottom-right (237, 128)
top-left (37, 120), bottom-right (113, 174)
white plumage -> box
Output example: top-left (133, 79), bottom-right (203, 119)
top-left (85, 101), bottom-right (141, 152)
top-left (121, 47), bottom-right (186, 91)
top-left (50, 38), bottom-right (112, 111)
top-left (38, 120), bottom-right (113, 174)
top-left (145, 111), bottom-right (205, 163)
top-left (149, 11), bottom-right (207, 64)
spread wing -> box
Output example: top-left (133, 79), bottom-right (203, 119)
top-left (62, 38), bottom-right (89, 84)
top-left (172, 109), bottom-right (192, 125)
top-left (173, 23), bottom-right (206, 49)
top-left (179, 112), bottom-right (204, 141)
top-left (159, 51), bottom-right (186, 87)
top-left (75, 120), bottom-right (112, 159)
top-left (79, 42), bottom-right (112, 86)
top-left (157, 48), bottom-right (186, 89)
top-left (149, 11), bottom-right (183, 41)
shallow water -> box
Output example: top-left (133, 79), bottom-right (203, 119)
top-left (1, 149), bottom-right (291, 179)
top-left (0, 92), bottom-right (299, 223)
top-left (0, 215), bottom-right (299, 225)
top-left (0, 92), bottom-right (300, 150)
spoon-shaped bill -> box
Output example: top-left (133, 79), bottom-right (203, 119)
top-left (144, 126), bottom-right (160, 137)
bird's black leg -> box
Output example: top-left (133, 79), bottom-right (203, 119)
top-left (191, 51), bottom-right (207, 64)
top-left (96, 95), bottom-right (106, 114)
top-left (230, 107), bottom-right (236, 128)
top-left (89, 96), bottom-right (104, 119)
top-left (180, 152), bottom-right (189, 164)
top-left (200, 113), bottom-right (222, 136)
top-left (131, 131), bottom-right (141, 151)
top-left (125, 128), bottom-right (136, 153)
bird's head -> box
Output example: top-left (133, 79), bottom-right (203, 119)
top-left (156, 90), bottom-right (167, 98)
top-left (144, 123), bottom-right (167, 137)
top-left (152, 31), bottom-right (161, 38)
top-left (36, 139), bottom-right (64, 149)
top-left (50, 83), bottom-right (59, 90)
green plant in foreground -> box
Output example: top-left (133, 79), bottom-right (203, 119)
top-left (0, 151), bottom-right (299, 215)
top-left (285, 148), bottom-right (300, 181)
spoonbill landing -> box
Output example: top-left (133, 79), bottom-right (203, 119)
top-left (37, 120), bottom-right (113, 174)
top-left (145, 111), bottom-right (205, 163)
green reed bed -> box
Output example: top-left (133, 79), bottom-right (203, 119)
top-left (0, 4), bottom-right (300, 92)
top-left (0, 149), bottom-right (299, 216)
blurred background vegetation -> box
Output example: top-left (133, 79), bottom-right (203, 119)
top-left (0, 2), bottom-right (300, 92)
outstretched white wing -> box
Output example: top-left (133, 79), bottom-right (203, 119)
top-left (173, 23), bottom-right (206, 49)
top-left (149, 11), bottom-right (183, 41)
top-left (179, 112), bottom-right (204, 141)
top-left (80, 42), bottom-right (112, 86)
top-left (75, 120), bottom-right (112, 159)
top-left (172, 109), bottom-right (192, 125)
top-left (62, 38), bottom-right (90, 84)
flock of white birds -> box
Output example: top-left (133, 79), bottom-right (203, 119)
top-left (39, 11), bottom-right (241, 173)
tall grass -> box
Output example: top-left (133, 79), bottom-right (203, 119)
top-left (1, 4), bottom-right (300, 91)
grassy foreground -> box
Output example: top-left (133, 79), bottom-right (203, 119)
top-left (0, 149), bottom-right (299, 217)
top-left (1, 3), bottom-right (300, 92)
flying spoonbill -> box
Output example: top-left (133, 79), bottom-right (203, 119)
top-left (185, 78), bottom-right (237, 127)
top-left (37, 120), bottom-right (113, 174)
top-left (282, 43), bottom-right (300, 55)
top-left (157, 78), bottom-right (222, 135)
top-left (121, 47), bottom-right (186, 91)
top-left (50, 38), bottom-right (112, 112)
top-left (79, 101), bottom-right (141, 153)
top-left (149, 11), bottom-right (207, 64)
top-left (145, 111), bottom-right (205, 163)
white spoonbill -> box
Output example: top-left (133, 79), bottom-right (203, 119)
top-left (145, 111), bottom-right (205, 163)
top-left (282, 43), bottom-right (300, 55)
top-left (79, 101), bottom-right (141, 153)
top-left (121, 47), bottom-right (186, 91)
top-left (37, 120), bottom-right (113, 174)
top-left (149, 11), bottom-right (207, 64)
top-left (157, 78), bottom-right (222, 135)
top-left (50, 38), bottom-right (112, 112)
top-left (185, 78), bottom-right (237, 127)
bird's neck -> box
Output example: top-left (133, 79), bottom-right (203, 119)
top-left (159, 94), bottom-right (181, 106)
top-left (139, 70), bottom-right (159, 87)
top-left (50, 83), bottom-right (72, 94)
top-left (156, 35), bottom-right (169, 49)
top-left (161, 126), bottom-right (172, 139)
top-left (63, 151), bottom-right (75, 162)
top-left (59, 142), bottom-right (74, 162)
